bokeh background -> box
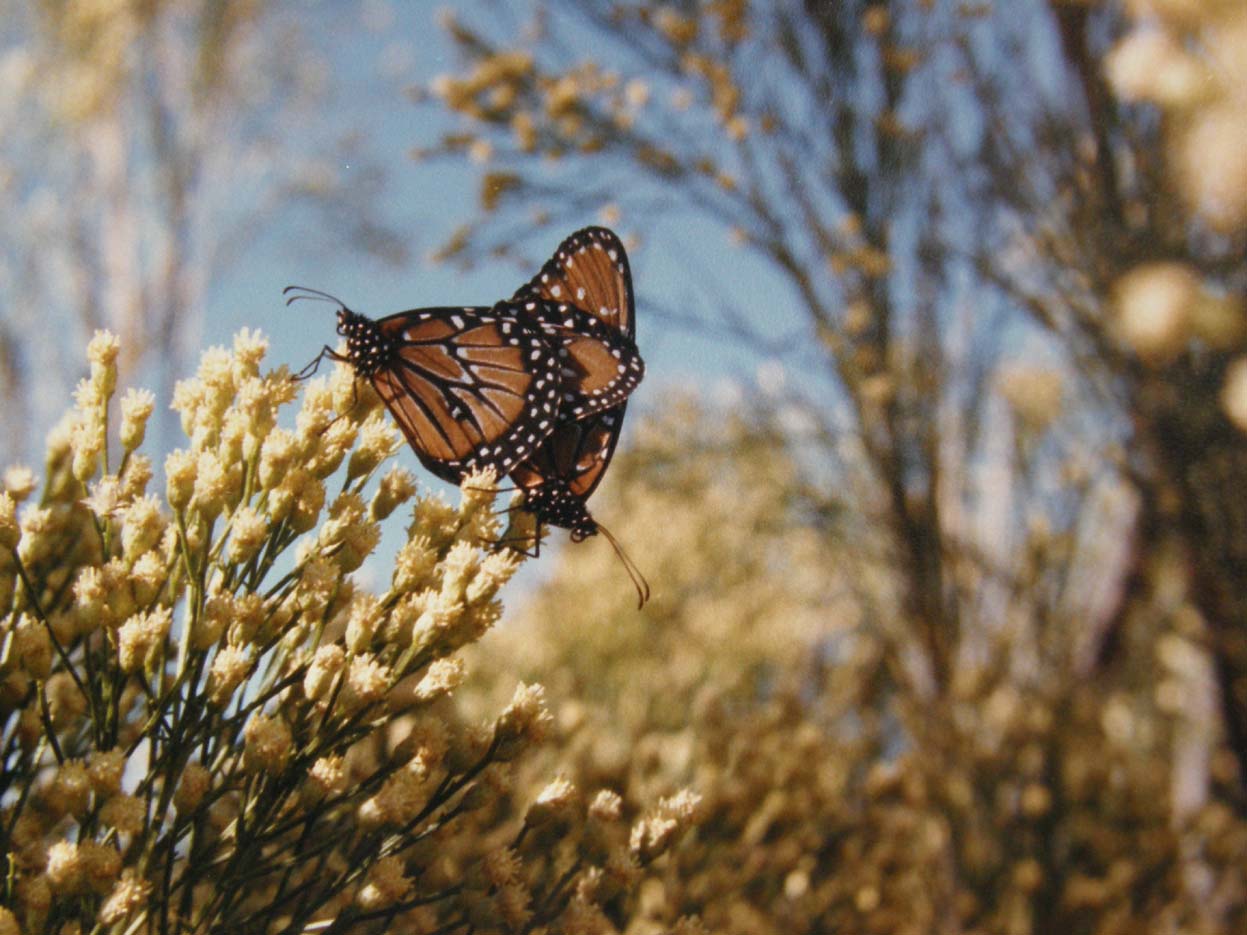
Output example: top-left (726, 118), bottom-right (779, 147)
top-left (5, 0), bottom-right (1247, 931)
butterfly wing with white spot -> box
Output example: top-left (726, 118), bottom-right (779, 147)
top-left (507, 228), bottom-right (638, 530)
top-left (512, 227), bottom-right (636, 339)
top-left (371, 305), bottom-right (563, 484)
top-left (512, 298), bottom-right (644, 420)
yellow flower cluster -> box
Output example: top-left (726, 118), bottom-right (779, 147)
top-left (0, 329), bottom-right (684, 932)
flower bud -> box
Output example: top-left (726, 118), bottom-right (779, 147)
top-left (304, 644), bottom-right (346, 702)
top-left (47, 761), bottom-right (92, 819)
top-left (99, 869), bottom-right (151, 924)
top-left (13, 615), bottom-right (52, 678)
top-left (371, 466), bottom-right (417, 520)
top-left (346, 415), bottom-right (399, 483)
top-left (174, 763), bottom-right (211, 814)
top-left (70, 419), bottom-right (103, 483)
top-left (87, 749), bottom-right (127, 797)
top-left (0, 493), bottom-right (18, 550)
top-left (192, 451), bottom-right (230, 521)
top-left (494, 682), bottom-right (552, 760)
top-left (243, 712), bottom-right (293, 773)
top-left (165, 450), bottom-right (196, 511)
top-left (356, 856), bottom-right (411, 911)
top-left (120, 495), bottom-right (165, 561)
top-left (87, 330), bottom-right (120, 397)
top-left (119, 388), bottom-right (155, 451)
top-left (3, 467), bottom-right (35, 502)
top-left (226, 505), bottom-right (268, 565)
top-left (525, 776), bottom-right (579, 829)
top-left (45, 840), bottom-right (85, 893)
top-left (100, 794), bottom-right (145, 834)
top-left (207, 645), bottom-right (251, 706)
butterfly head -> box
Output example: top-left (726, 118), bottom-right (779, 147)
top-left (336, 307), bottom-right (393, 377)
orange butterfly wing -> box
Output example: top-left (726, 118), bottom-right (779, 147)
top-left (509, 227), bottom-right (639, 507)
top-left (369, 304), bottom-right (562, 483)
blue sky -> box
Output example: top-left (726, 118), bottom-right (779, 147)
top-left (0, 1), bottom-right (1096, 605)
top-left (203, 2), bottom-right (800, 421)
top-left (0, 0), bottom-right (810, 601)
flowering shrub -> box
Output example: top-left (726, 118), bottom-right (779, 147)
top-left (0, 331), bottom-right (694, 933)
top-left (467, 399), bottom-right (1247, 935)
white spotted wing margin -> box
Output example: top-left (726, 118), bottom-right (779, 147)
top-left (369, 304), bottom-right (563, 485)
top-left (518, 298), bottom-right (645, 421)
top-left (512, 226), bottom-right (637, 341)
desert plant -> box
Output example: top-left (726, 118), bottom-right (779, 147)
top-left (0, 330), bottom-right (695, 934)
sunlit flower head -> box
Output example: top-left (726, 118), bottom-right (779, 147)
top-left (1113, 261), bottom-right (1198, 361)
top-left (4, 466), bottom-right (37, 502)
top-left (371, 464), bottom-right (418, 520)
top-left (494, 682), bottom-right (553, 759)
top-left (207, 645), bottom-right (252, 706)
top-left (226, 505), bottom-right (269, 565)
top-left (119, 388), bottom-right (155, 452)
top-left (357, 855), bottom-right (411, 910)
top-left (243, 712), bottom-right (293, 773)
top-left (99, 870), bottom-right (151, 925)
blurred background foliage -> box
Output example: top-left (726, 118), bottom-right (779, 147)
top-left (5, 0), bottom-right (1247, 932)
top-left (0, 0), bottom-right (407, 454)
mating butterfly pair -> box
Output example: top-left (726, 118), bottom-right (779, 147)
top-left (288, 227), bottom-right (649, 606)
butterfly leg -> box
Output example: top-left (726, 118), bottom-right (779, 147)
top-left (480, 510), bottom-right (543, 557)
top-left (494, 535), bottom-right (543, 559)
top-left (481, 533), bottom-right (541, 558)
top-left (293, 346), bottom-right (345, 382)
top-left (312, 377), bottom-right (364, 438)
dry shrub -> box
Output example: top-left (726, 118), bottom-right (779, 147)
top-left (0, 330), bottom-right (690, 933)
top-left (466, 399), bottom-right (1247, 935)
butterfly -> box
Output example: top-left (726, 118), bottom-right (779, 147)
top-left (505, 226), bottom-right (650, 606)
top-left (287, 226), bottom-right (649, 605)
top-left (286, 286), bottom-right (644, 484)
top-left (286, 292), bottom-right (566, 484)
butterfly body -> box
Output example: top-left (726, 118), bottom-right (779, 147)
top-left (501, 227), bottom-right (650, 604)
top-left (518, 478), bottom-right (598, 542)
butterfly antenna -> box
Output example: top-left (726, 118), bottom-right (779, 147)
top-left (597, 522), bottom-right (650, 609)
top-left (283, 285), bottom-right (349, 310)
